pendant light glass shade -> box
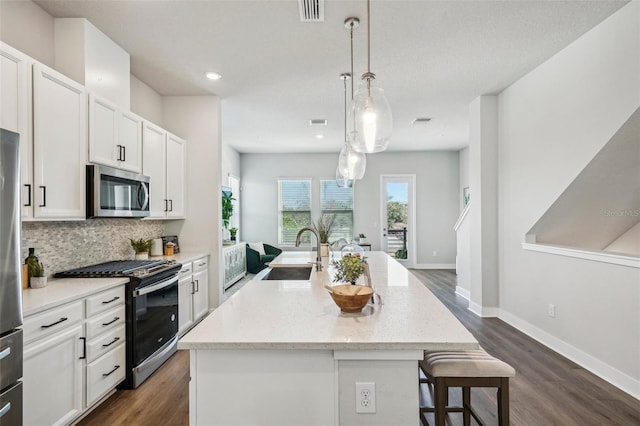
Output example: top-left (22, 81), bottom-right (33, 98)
top-left (349, 76), bottom-right (392, 153)
top-left (335, 167), bottom-right (353, 188)
top-left (338, 140), bottom-right (366, 180)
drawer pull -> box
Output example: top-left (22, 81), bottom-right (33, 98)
top-left (102, 317), bottom-right (120, 326)
top-left (41, 317), bottom-right (68, 328)
top-left (0, 346), bottom-right (10, 360)
top-left (181, 268), bottom-right (191, 274)
top-left (102, 365), bottom-right (121, 377)
top-left (197, 262), bottom-right (206, 267)
top-left (0, 402), bottom-right (11, 418)
top-left (101, 296), bottom-right (120, 304)
top-left (80, 337), bottom-right (86, 360)
top-left (102, 337), bottom-right (121, 348)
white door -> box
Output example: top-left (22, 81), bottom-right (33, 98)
top-left (192, 269), bottom-right (209, 321)
top-left (142, 121), bottom-right (166, 218)
top-left (380, 175), bottom-right (416, 267)
top-left (178, 275), bottom-right (194, 335)
top-left (33, 64), bottom-right (87, 219)
top-left (0, 44), bottom-right (32, 218)
top-left (166, 133), bottom-right (186, 218)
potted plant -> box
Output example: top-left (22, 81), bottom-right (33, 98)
top-left (229, 227), bottom-right (238, 241)
top-left (130, 238), bottom-right (152, 260)
top-left (331, 254), bottom-right (367, 285)
top-left (313, 214), bottom-right (336, 257)
top-left (358, 233), bottom-right (367, 244)
top-left (29, 259), bottom-right (47, 289)
top-left (222, 191), bottom-right (235, 231)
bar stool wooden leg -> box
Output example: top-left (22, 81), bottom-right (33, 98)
top-left (434, 377), bottom-right (447, 426)
top-left (498, 378), bottom-right (510, 426)
top-left (463, 386), bottom-right (471, 426)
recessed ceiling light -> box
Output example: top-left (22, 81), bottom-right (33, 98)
top-left (309, 119), bottom-right (328, 126)
top-left (315, 134), bottom-right (325, 139)
top-left (205, 71), bottom-right (222, 80)
top-left (412, 117), bottom-right (432, 125)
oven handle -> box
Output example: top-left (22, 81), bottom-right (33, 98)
top-left (134, 275), bottom-right (178, 297)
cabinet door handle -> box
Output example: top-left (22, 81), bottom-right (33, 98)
top-left (191, 281), bottom-right (195, 295)
top-left (169, 199), bottom-right (173, 212)
top-left (79, 337), bottom-right (86, 360)
top-left (195, 279), bottom-right (199, 293)
top-left (164, 199), bottom-right (168, 212)
top-left (102, 365), bottom-right (120, 377)
top-left (24, 184), bottom-right (32, 206)
top-left (39, 185), bottom-right (46, 207)
top-left (116, 144), bottom-right (122, 161)
top-left (122, 146), bottom-right (126, 162)
top-left (102, 296), bottom-right (120, 304)
top-left (102, 317), bottom-right (120, 326)
top-left (41, 317), bottom-right (67, 328)
top-left (102, 337), bottom-right (120, 348)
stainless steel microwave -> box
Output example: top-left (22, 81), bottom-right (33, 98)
top-left (87, 165), bottom-right (150, 218)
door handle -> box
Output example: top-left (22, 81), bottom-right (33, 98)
top-left (116, 144), bottom-right (123, 161)
top-left (169, 199), bottom-right (173, 212)
top-left (39, 185), bottom-right (46, 207)
top-left (122, 146), bottom-right (126, 162)
top-left (24, 184), bottom-right (32, 206)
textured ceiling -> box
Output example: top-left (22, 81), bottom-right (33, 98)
top-left (35, 0), bottom-right (626, 153)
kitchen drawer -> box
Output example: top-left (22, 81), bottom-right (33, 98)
top-left (193, 257), bottom-right (208, 272)
top-left (0, 329), bottom-right (23, 391)
top-left (179, 261), bottom-right (193, 278)
top-left (86, 305), bottom-right (125, 340)
top-left (86, 343), bottom-right (125, 407)
top-left (86, 285), bottom-right (125, 317)
top-left (23, 300), bottom-right (83, 345)
top-left (0, 381), bottom-right (22, 426)
top-left (86, 324), bottom-right (126, 363)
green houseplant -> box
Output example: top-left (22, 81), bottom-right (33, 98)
top-left (130, 238), bottom-right (152, 259)
top-left (229, 227), bottom-right (238, 241)
top-left (29, 259), bottom-right (47, 288)
top-left (222, 191), bottom-right (235, 230)
top-left (331, 254), bottom-right (367, 285)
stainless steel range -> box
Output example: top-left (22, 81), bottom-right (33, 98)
top-left (56, 259), bottom-right (181, 388)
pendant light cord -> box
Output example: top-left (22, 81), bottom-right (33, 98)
top-left (344, 76), bottom-right (348, 143)
top-left (350, 23), bottom-right (355, 100)
top-left (366, 0), bottom-right (372, 95)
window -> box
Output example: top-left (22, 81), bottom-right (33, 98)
top-left (321, 179), bottom-right (354, 241)
top-left (278, 179), bottom-right (312, 245)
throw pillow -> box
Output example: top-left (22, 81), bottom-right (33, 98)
top-left (248, 241), bottom-right (266, 256)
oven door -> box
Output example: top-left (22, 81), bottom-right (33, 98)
top-left (132, 274), bottom-right (178, 366)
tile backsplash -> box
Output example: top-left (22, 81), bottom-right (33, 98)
top-left (22, 219), bottom-right (165, 275)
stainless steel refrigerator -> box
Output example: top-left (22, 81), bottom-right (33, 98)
top-left (0, 128), bottom-right (24, 425)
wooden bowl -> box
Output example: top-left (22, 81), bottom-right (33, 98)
top-left (327, 285), bottom-right (374, 313)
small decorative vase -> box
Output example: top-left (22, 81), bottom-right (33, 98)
top-left (359, 238), bottom-right (367, 245)
top-left (135, 252), bottom-right (149, 260)
top-left (320, 243), bottom-right (330, 257)
top-left (30, 276), bottom-right (47, 289)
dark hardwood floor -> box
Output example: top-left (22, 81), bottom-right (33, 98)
top-left (78, 270), bottom-right (639, 425)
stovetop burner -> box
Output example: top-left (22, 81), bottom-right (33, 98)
top-left (55, 259), bottom-right (177, 278)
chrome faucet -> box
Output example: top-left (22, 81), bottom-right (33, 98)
top-left (295, 227), bottom-right (323, 271)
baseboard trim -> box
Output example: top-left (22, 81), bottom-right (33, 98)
top-left (455, 286), bottom-right (470, 300)
top-left (413, 263), bottom-right (456, 269)
top-left (499, 309), bottom-right (640, 400)
top-left (468, 301), bottom-right (498, 318)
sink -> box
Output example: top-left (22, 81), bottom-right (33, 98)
top-left (256, 266), bottom-right (313, 281)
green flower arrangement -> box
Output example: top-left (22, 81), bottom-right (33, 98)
top-left (129, 238), bottom-right (152, 253)
top-left (331, 254), bottom-right (367, 285)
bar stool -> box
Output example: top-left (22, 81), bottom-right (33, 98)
top-left (419, 349), bottom-right (516, 426)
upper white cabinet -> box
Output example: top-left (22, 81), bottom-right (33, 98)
top-left (33, 63), bottom-right (87, 220)
top-left (142, 122), bottom-right (186, 219)
top-left (1, 43), bottom-right (33, 219)
top-left (89, 94), bottom-right (142, 173)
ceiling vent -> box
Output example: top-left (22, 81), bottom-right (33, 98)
top-left (298, 0), bottom-right (324, 22)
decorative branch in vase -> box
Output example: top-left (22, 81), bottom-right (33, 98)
top-left (313, 213), bottom-right (336, 257)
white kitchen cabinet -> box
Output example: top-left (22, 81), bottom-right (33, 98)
top-left (177, 257), bottom-right (209, 335)
top-left (33, 63), bottom-right (87, 220)
top-left (89, 93), bottom-right (142, 173)
top-left (192, 257), bottom-right (209, 321)
top-left (178, 264), bottom-right (194, 336)
top-left (142, 121), bottom-right (186, 218)
top-left (1, 43), bottom-right (33, 219)
top-left (23, 323), bottom-right (84, 426)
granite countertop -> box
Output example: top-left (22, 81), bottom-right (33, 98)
top-left (23, 277), bottom-right (128, 317)
top-left (178, 251), bottom-right (478, 351)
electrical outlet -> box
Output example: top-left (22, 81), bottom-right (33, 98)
top-left (355, 382), bottom-right (376, 413)
top-left (548, 304), bottom-right (556, 318)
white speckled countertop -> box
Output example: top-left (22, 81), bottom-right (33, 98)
top-left (179, 251), bottom-right (478, 351)
top-left (159, 251), bottom-right (209, 265)
top-left (22, 277), bottom-right (128, 317)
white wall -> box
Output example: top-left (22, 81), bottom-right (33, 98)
top-left (497, 2), bottom-right (639, 397)
top-left (222, 143), bottom-right (241, 184)
top-left (0, 0), bottom-right (54, 67)
top-left (130, 74), bottom-right (164, 125)
top-left (162, 96), bottom-right (222, 309)
top-left (240, 151), bottom-right (459, 266)
top-left (605, 222), bottom-right (640, 255)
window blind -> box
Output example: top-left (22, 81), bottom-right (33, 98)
top-left (320, 180), bottom-right (354, 241)
top-left (278, 179), bottom-right (312, 245)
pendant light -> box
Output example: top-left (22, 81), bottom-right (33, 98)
top-left (335, 166), bottom-right (353, 188)
top-left (349, 0), bottom-right (392, 153)
top-left (337, 18), bottom-right (366, 180)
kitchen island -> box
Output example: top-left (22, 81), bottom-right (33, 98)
top-left (178, 251), bottom-right (477, 425)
